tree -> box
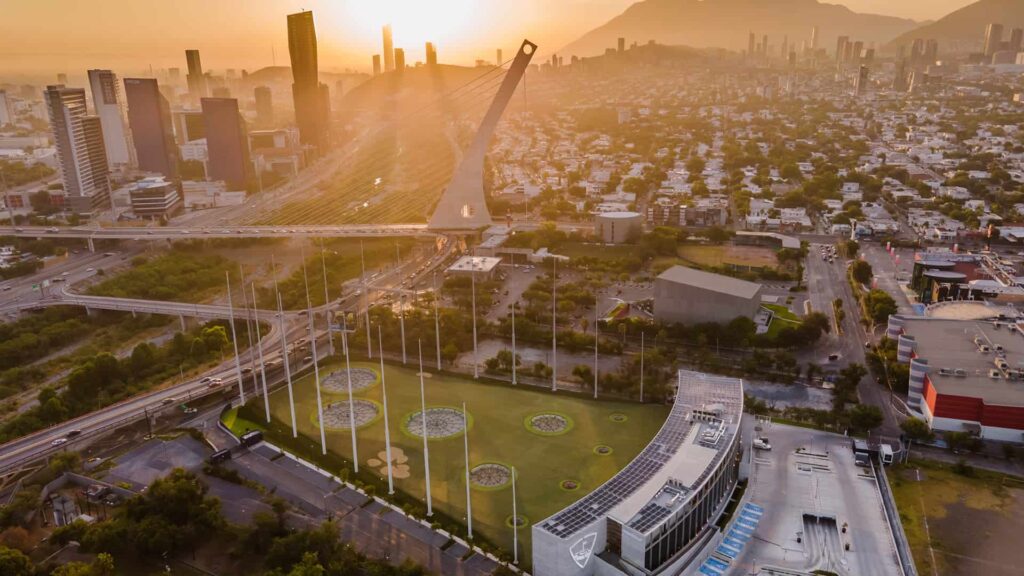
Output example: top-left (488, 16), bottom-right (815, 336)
top-left (441, 343), bottom-right (459, 366)
top-left (572, 364), bottom-right (594, 385)
top-left (843, 240), bottom-right (860, 258)
top-left (49, 450), bottom-right (81, 474)
top-left (286, 552), bottom-right (326, 576)
top-left (0, 527), bottom-right (30, 553)
top-left (864, 290), bottom-right (898, 324)
top-left (850, 260), bottom-right (873, 285)
top-left (900, 417), bottom-right (935, 444)
top-left (52, 553), bottom-right (115, 576)
top-left (849, 404), bottom-right (884, 434)
top-left (0, 545), bottom-right (34, 576)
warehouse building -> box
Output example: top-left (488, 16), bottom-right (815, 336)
top-left (888, 314), bottom-right (1024, 442)
top-left (532, 371), bottom-right (744, 576)
top-left (654, 266), bottom-right (763, 325)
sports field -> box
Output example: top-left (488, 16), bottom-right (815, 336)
top-left (677, 244), bottom-right (779, 269)
top-left (232, 361), bottom-right (669, 558)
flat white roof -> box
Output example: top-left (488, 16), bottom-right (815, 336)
top-left (446, 255), bottom-right (502, 274)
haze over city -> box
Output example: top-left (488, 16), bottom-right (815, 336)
top-left (1, 1), bottom-right (1024, 575)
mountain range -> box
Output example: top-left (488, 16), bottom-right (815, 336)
top-left (560, 0), bottom-right (919, 58)
top-left (888, 0), bottom-right (1024, 52)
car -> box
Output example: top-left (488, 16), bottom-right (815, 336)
top-left (50, 437), bottom-right (68, 446)
top-left (753, 437), bottom-right (772, 451)
top-left (61, 271), bottom-right (70, 276)
top-left (85, 268), bottom-right (94, 272)
top-left (206, 378), bottom-right (223, 388)
top-left (828, 353), bottom-right (840, 362)
top-left (200, 376), bottom-right (214, 384)
top-left (160, 397), bottom-right (175, 405)
top-left (302, 356), bottom-right (313, 363)
top-left (65, 429), bottom-right (82, 438)
top-left (864, 341), bottom-right (872, 349)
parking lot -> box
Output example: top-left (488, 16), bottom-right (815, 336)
top-left (733, 419), bottom-right (904, 575)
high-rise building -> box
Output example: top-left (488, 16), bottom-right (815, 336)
top-left (44, 85), bottom-right (111, 213)
top-left (924, 40), bottom-right (939, 65)
top-left (201, 97), bottom-right (251, 189)
top-left (985, 23), bottom-right (1004, 57)
top-left (124, 78), bottom-right (179, 180)
top-left (168, 68), bottom-right (181, 82)
top-left (0, 90), bottom-right (13, 126)
top-left (425, 42), bottom-right (438, 66)
top-left (851, 40), bottom-right (864, 63)
top-left (748, 32), bottom-right (756, 56)
top-left (254, 86), bottom-right (272, 125)
top-left (212, 86), bottom-right (231, 98)
top-left (394, 48), bottom-right (405, 72)
top-left (836, 36), bottom-right (849, 62)
top-left (781, 37), bottom-right (789, 60)
top-left (288, 10), bottom-right (328, 150)
top-left (810, 26), bottom-right (819, 51)
top-left (372, 54), bottom-right (381, 76)
top-left (496, 48), bottom-right (503, 65)
top-left (57, 73), bottom-right (68, 85)
top-left (893, 59), bottom-right (908, 92)
top-left (856, 65), bottom-right (870, 96)
top-left (185, 49), bottom-right (207, 100)
top-left (762, 35), bottom-right (768, 56)
top-left (617, 37), bottom-right (625, 53)
top-left (383, 24), bottom-right (394, 72)
top-left (1010, 28), bottom-right (1023, 53)
top-left (87, 70), bottom-right (134, 169)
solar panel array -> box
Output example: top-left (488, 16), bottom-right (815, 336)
top-left (629, 502), bottom-right (674, 532)
top-left (538, 371), bottom-right (743, 539)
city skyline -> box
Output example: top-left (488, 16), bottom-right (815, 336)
top-left (0, 0), bottom-right (976, 78)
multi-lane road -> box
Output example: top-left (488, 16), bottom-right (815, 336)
top-left (0, 223), bottom-right (433, 241)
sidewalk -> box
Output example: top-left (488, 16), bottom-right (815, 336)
top-left (912, 444), bottom-right (1024, 477)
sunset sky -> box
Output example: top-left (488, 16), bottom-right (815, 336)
top-left (0, 0), bottom-right (976, 79)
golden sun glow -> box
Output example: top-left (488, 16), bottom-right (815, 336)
top-left (336, 0), bottom-right (477, 48)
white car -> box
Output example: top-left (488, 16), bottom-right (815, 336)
top-left (50, 437), bottom-right (68, 447)
top-left (753, 437), bottom-right (772, 451)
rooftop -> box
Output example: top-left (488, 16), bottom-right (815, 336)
top-left (446, 255), bottom-right (502, 274)
top-left (537, 371), bottom-right (743, 540)
top-left (902, 317), bottom-right (1024, 406)
top-left (657, 265), bottom-right (762, 299)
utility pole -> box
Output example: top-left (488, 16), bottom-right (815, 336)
top-left (399, 293), bottom-right (407, 364)
top-left (361, 240), bottom-right (371, 357)
top-left (463, 401), bottom-right (473, 539)
top-left (418, 340), bottom-right (432, 516)
top-left (278, 293), bottom-right (297, 437)
top-left (342, 313), bottom-right (358, 472)
top-left (551, 258), bottom-right (557, 392)
top-left (320, 238), bottom-right (334, 356)
top-left (511, 302), bottom-right (517, 385)
top-left (252, 283), bottom-right (270, 423)
top-left (378, 326), bottom-right (394, 494)
top-left (225, 272), bottom-right (245, 404)
top-left (593, 304), bottom-right (599, 400)
top-left (511, 466), bottom-right (519, 565)
top-left (433, 272), bottom-right (442, 370)
top-left (640, 331), bottom-right (645, 403)
top-left (471, 264), bottom-right (478, 379)
top-left (303, 255), bottom-right (327, 455)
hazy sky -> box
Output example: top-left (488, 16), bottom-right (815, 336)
top-left (0, 0), bottom-right (975, 79)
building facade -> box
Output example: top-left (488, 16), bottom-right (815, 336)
top-left (654, 266), bottom-right (763, 325)
top-left (44, 85), bottom-right (111, 214)
top-left (201, 97), bottom-right (251, 189)
top-left (124, 78), bottom-right (179, 180)
top-left (129, 176), bottom-right (182, 219)
top-left (87, 69), bottom-right (135, 168)
top-left (595, 211), bottom-right (642, 243)
top-left (288, 11), bottom-right (329, 151)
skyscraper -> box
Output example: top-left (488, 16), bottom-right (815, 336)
top-left (852, 41), bottom-right (864, 63)
top-left (383, 24), bottom-right (395, 72)
top-left (762, 35), bottom-right (768, 56)
top-left (497, 49), bottom-right (503, 65)
top-left (287, 11), bottom-right (328, 150)
top-left (185, 49), bottom-right (207, 100)
top-left (124, 78), bottom-right (178, 180)
top-left (44, 85), bottom-right (111, 213)
top-left (87, 70), bottom-right (134, 169)
top-left (254, 86), bottom-right (273, 125)
top-left (1010, 28), bottom-right (1023, 53)
top-left (924, 40), bottom-right (939, 65)
top-left (856, 65), bottom-right (870, 96)
top-left (372, 55), bottom-right (381, 76)
top-left (748, 32), bottom-right (756, 57)
top-left (836, 36), bottom-right (849, 63)
top-left (425, 42), bottom-right (438, 66)
top-left (984, 23), bottom-right (1004, 57)
top-left (394, 48), bottom-right (405, 72)
top-left (201, 97), bottom-right (251, 189)
top-left (810, 26), bottom-right (819, 51)
top-left (893, 59), bottom-right (908, 92)
top-left (617, 37), bottom-right (625, 53)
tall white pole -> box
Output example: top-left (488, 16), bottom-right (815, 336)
top-left (378, 326), bottom-right (394, 495)
top-left (361, 240), bottom-right (372, 358)
top-left (278, 292), bottom-right (297, 437)
top-left (471, 266), bottom-right (478, 379)
top-left (303, 255), bottom-right (327, 455)
top-left (252, 283), bottom-right (270, 423)
top-left (640, 331), bottom-right (645, 403)
top-left (551, 258), bottom-right (557, 392)
top-left (511, 303), bottom-right (517, 385)
top-left (320, 238), bottom-right (334, 357)
top-left (433, 272), bottom-right (442, 370)
top-left (512, 465), bottom-right (519, 565)
top-left (343, 315), bottom-right (359, 472)
top-left (463, 401), bottom-right (473, 540)
top-left (225, 272), bottom-right (246, 404)
top-left (593, 304), bottom-right (599, 400)
top-left (240, 265), bottom-right (259, 398)
top-left (399, 293), bottom-right (407, 364)
top-left (418, 340), bottom-right (432, 516)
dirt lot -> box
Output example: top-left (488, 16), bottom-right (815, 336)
top-left (676, 244), bottom-right (779, 268)
top-left (889, 459), bottom-right (1024, 575)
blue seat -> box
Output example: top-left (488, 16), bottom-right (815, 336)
top-left (744, 503), bottom-right (765, 514)
top-left (717, 544), bottom-right (740, 558)
top-left (707, 557), bottom-right (729, 571)
top-left (699, 565), bottom-right (722, 576)
top-left (732, 525), bottom-right (754, 538)
top-left (725, 536), bottom-right (747, 549)
top-left (728, 529), bottom-right (751, 542)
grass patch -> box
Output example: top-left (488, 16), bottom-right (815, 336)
top-left (763, 304), bottom-right (802, 339)
top-left (678, 244), bottom-right (778, 269)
